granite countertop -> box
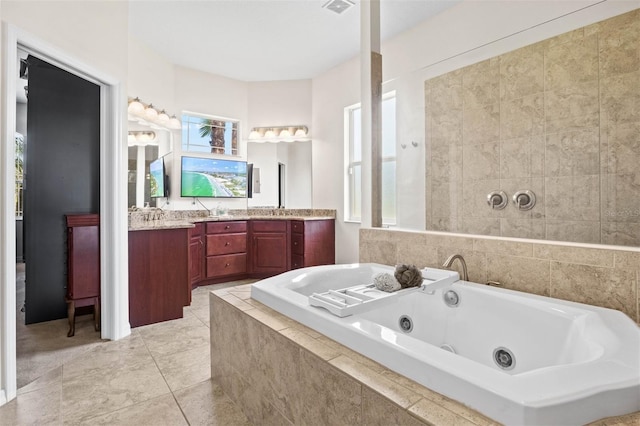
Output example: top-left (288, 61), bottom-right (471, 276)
top-left (129, 210), bottom-right (336, 231)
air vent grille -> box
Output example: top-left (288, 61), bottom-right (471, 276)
top-left (322, 0), bottom-right (355, 15)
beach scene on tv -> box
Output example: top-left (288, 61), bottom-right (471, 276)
top-left (181, 156), bottom-right (247, 198)
top-left (149, 158), bottom-right (165, 198)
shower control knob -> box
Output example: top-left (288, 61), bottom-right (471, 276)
top-left (512, 190), bottom-right (536, 211)
top-left (487, 190), bottom-right (508, 210)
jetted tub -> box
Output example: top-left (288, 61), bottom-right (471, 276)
top-left (251, 263), bottom-right (640, 425)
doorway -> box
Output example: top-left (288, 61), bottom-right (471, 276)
top-left (2, 25), bottom-right (129, 404)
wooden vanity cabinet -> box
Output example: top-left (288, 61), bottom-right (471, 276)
top-left (189, 222), bottom-right (204, 288)
top-left (205, 221), bottom-right (248, 280)
top-left (250, 220), bottom-right (289, 276)
top-left (291, 220), bottom-right (335, 269)
top-left (128, 227), bottom-right (189, 328)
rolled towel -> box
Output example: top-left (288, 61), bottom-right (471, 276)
top-left (373, 272), bottom-right (401, 293)
top-left (394, 264), bottom-right (423, 289)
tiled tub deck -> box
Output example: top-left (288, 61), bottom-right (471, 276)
top-left (209, 285), bottom-right (640, 425)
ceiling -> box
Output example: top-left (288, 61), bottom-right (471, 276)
top-left (129, 0), bottom-right (461, 82)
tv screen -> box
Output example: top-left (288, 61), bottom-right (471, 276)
top-left (149, 157), bottom-right (166, 198)
top-left (181, 156), bottom-right (247, 198)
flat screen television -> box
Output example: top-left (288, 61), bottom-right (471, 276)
top-left (181, 156), bottom-right (247, 198)
top-left (149, 156), bottom-right (167, 198)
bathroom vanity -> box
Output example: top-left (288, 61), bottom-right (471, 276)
top-left (128, 209), bottom-right (335, 327)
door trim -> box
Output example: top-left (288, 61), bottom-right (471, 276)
top-left (0, 23), bottom-right (130, 404)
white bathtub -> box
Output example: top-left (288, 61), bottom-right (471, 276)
top-left (251, 263), bottom-right (640, 425)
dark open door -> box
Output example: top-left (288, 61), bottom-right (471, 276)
top-left (24, 55), bottom-right (100, 324)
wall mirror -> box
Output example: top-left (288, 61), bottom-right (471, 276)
top-left (247, 141), bottom-right (312, 209)
top-left (390, 8), bottom-right (639, 248)
top-left (127, 121), bottom-right (172, 208)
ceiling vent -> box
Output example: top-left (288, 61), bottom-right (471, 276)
top-left (322, 0), bottom-right (355, 15)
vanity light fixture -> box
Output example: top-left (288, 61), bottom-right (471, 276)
top-left (127, 97), bottom-right (182, 130)
top-left (127, 130), bottom-right (157, 146)
top-left (247, 126), bottom-right (310, 143)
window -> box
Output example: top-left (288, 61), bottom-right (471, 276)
top-left (181, 113), bottom-right (239, 155)
top-left (15, 133), bottom-right (24, 218)
top-left (345, 94), bottom-right (396, 224)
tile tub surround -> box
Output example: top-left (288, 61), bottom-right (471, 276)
top-left (210, 287), bottom-right (640, 425)
top-left (360, 227), bottom-right (640, 325)
top-left (425, 8), bottom-right (640, 246)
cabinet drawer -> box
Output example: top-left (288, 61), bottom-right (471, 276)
top-left (206, 253), bottom-right (247, 277)
top-left (207, 233), bottom-right (247, 255)
top-left (291, 220), bottom-right (304, 234)
top-left (291, 233), bottom-right (304, 255)
top-left (206, 221), bottom-right (247, 234)
top-left (291, 254), bottom-right (304, 270)
top-left (251, 220), bottom-right (287, 232)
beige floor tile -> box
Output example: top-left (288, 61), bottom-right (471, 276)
top-left (139, 318), bottom-right (210, 358)
top-left (0, 379), bottom-right (62, 425)
top-left (18, 366), bottom-right (62, 396)
top-left (62, 333), bottom-right (153, 381)
top-left (62, 358), bottom-right (170, 423)
top-left (70, 393), bottom-right (187, 426)
top-left (190, 305), bottom-right (211, 327)
top-left (154, 343), bottom-right (211, 392)
top-left (174, 380), bottom-right (251, 426)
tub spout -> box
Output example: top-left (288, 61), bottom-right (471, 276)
top-left (442, 254), bottom-right (468, 281)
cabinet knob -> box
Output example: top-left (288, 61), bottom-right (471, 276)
top-left (225, 241), bottom-right (230, 246)
top-left (225, 225), bottom-right (230, 229)
top-left (294, 242), bottom-right (298, 246)
top-left (225, 263), bottom-right (230, 267)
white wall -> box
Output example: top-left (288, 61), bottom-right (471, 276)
top-left (312, 0), bottom-right (640, 264)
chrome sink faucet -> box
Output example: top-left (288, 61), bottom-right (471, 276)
top-left (442, 254), bottom-right (468, 281)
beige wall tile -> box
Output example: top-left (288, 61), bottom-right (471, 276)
top-left (545, 35), bottom-right (598, 90)
top-left (601, 173), bottom-right (640, 223)
top-left (600, 121), bottom-right (640, 175)
top-left (362, 387), bottom-right (427, 426)
top-left (500, 218), bottom-right (546, 240)
top-left (543, 28), bottom-right (585, 48)
top-left (463, 58), bottom-right (500, 109)
top-left (463, 103), bottom-right (500, 145)
top-left (486, 254), bottom-right (550, 295)
top-left (397, 240), bottom-right (440, 269)
top-left (500, 44), bottom-right (544, 101)
top-left (500, 135), bottom-right (545, 178)
top-left (533, 244), bottom-right (614, 267)
top-left (458, 217), bottom-right (501, 238)
top-left (499, 177), bottom-right (545, 220)
top-left (424, 233), bottom-right (475, 251)
top-left (461, 178), bottom-right (501, 219)
top-left (599, 30), bottom-right (640, 78)
top-left (613, 250), bottom-right (640, 269)
top-left (550, 261), bottom-right (637, 320)
top-left (359, 240), bottom-right (397, 265)
top-left (462, 141), bottom-right (500, 180)
top-left (545, 175), bottom-right (600, 221)
top-left (330, 355), bottom-right (422, 409)
top-left (545, 128), bottom-right (600, 176)
top-left (428, 109), bottom-right (463, 146)
top-left (431, 144), bottom-right (463, 181)
top-left (408, 398), bottom-right (477, 426)
top-left (545, 80), bottom-right (599, 134)
top-left (500, 92), bottom-right (544, 139)
top-left (472, 238), bottom-right (533, 257)
top-left (298, 350), bottom-right (362, 425)
top-left (436, 247), bottom-right (487, 283)
top-left (427, 216), bottom-right (455, 232)
top-left (600, 71), bottom-right (640, 127)
top-left (430, 177), bottom-right (460, 219)
top-left (545, 220), bottom-right (601, 244)
top-left (601, 222), bottom-right (640, 247)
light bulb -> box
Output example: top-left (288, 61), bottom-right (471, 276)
top-left (295, 127), bottom-right (307, 137)
top-left (248, 130), bottom-right (261, 140)
top-left (167, 115), bottom-right (181, 129)
top-left (279, 128), bottom-right (291, 138)
top-left (264, 129), bottom-right (275, 138)
top-left (157, 110), bottom-right (169, 123)
top-left (127, 133), bottom-right (136, 144)
top-left (144, 104), bottom-right (158, 120)
top-left (128, 97), bottom-right (144, 115)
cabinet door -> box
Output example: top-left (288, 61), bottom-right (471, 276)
top-left (251, 232), bottom-right (288, 274)
top-left (189, 238), bottom-right (203, 286)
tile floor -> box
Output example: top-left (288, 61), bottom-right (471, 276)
top-left (3, 263), bottom-right (254, 425)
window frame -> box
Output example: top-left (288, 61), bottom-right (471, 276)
top-left (181, 111), bottom-right (240, 156)
top-left (344, 92), bottom-right (397, 225)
